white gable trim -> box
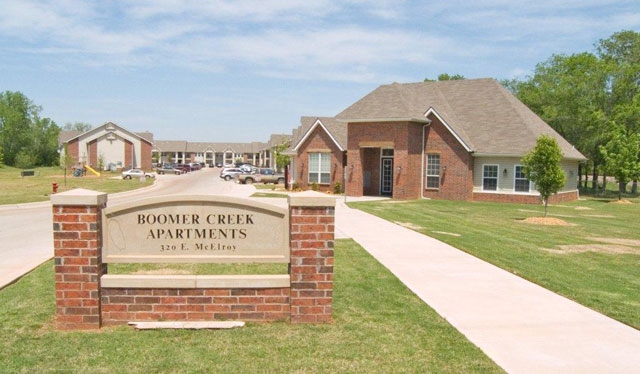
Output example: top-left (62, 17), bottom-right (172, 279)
top-left (293, 119), bottom-right (344, 152)
top-left (424, 108), bottom-right (473, 153)
top-left (66, 122), bottom-right (152, 145)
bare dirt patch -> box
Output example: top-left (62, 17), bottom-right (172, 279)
top-left (574, 206), bottom-right (593, 211)
top-left (521, 217), bottom-right (573, 226)
top-left (543, 244), bottom-right (640, 255)
top-left (394, 221), bottom-right (423, 230)
top-left (587, 237), bottom-right (640, 247)
top-left (611, 199), bottom-right (633, 204)
top-left (543, 237), bottom-right (640, 255)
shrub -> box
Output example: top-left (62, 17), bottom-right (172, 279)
top-left (333, 182), bottom-right (343, 194)
top-left (15, 150), bottom-right (35, 169)
top-left (310, 182), bottom-right (319, 191)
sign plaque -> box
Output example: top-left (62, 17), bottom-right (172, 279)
top-left (102, 195), bottom-right (289, 263)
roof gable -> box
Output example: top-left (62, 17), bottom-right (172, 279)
top-left (292, 117), bottom-right (346, 152)
top-left (336, 78), bottom-right (585, 160)
top-left (61, 122), bottom-right (154, 146)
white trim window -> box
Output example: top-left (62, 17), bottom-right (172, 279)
top-left (309, 152), bottom-right (331, 184)
top-left (483, 164), bottom-right (498, 191)
top-left (426, 154), bottom-right (440, 189)
top-left (514, 165), bottom-right (530, 193)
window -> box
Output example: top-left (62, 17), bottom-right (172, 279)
top-left (483, 165), bottom-right (498, 191)
top-left (426, 154), bottom-right (440, 189)
top-left (309, 153), bottom-right (331, 184)
top-left (514, 165), bottom-right (530, 193)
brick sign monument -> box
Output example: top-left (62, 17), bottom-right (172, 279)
top-left (51, 189), bottom-right (335, 330)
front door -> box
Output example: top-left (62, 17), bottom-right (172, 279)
top-left (381, 157), bottom-right (394, 196)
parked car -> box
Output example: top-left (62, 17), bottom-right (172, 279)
top-left (122, 169), bottom-right (155, 179)
top-left (220, 167), bottom-right (243, 181)
top-left (236, 168), bottom-right (285, 185)
top-left (156, 163), bottom-right (182, 175)
top-left (239, 164), bottom-right (255, 173)
top-left (189, 162), bottom-right (201, 171)
top-left (175, 164), bottom-right (191, 173)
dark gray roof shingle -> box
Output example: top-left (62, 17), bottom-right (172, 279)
top-left (336, 78), bottom-right (585, 159)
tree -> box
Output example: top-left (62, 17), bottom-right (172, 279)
top-left (273, 141), bottom-right (291, 171)
top-left (599, 123), bottom-right (640, 199)
top-left (522, 135), bottom-right (566, 216)
top-left (424, 73), bottom-right (465, 82)
top-left (505, 53), bottom-right (608, 189)
top-left (63, 122), bottom-right (92, 132)
top-left (0, 91), bottom-right (60, 167)
top-left (597, 30), bottom-right (640, 193)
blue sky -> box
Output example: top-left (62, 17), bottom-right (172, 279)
top-left (1, 1), bottom-right (638, 142)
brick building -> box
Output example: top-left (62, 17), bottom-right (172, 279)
top-left (58, 122), bottom-right (154, 171)
top-left (291, 78), bottom-right (585, 203)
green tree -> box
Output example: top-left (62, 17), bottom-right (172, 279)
top-left (0, 91), bottom-right (60, 167)
top-left (522, 135), bottom-right (566, 216)
top-left (505, 53), bottom-right (608, 189)
top-left (424, 73), bottom-right (465, 82)
top-left (63, 122), bottom-right (92, 132)
top-left (597, 30), bottom-right (640, 193)
top-left (274, 141), bottom-right (291, 171)
top-left (599, 123), bottom-right (640, 199)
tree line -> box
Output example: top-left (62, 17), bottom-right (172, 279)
top-left (504, 30), bottom-right (640, 196)
top-left (0, 90), bottom-right (93, 169)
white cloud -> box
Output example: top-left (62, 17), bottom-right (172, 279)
top-left (1, 0), bottom-right (639, 82)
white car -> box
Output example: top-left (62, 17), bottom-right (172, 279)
top-left (122, 169), bottom-right (155, 179)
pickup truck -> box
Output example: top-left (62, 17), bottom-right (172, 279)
top-left (236, 168), bottom-right (285, 185)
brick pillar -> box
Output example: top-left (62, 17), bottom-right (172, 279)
top-left (51, 189), bottom-right (107, 330)
top-left (288, 196), bottom-right (335, 323)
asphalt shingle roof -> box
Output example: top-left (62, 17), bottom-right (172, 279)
top-left (335, 78), bottom-right (585, 160)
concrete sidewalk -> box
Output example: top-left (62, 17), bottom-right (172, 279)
top-left (334, 199), bottom-right (640, 374)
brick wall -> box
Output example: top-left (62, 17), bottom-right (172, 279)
top-left (52, 192), bottom-right (107, 330)
top-left (473, 190), bottom-right (579, 204)
top-left (66, 139), bottom-right (79, 164)
top-left (88, 139), bottom-right (98, 169)
top-left (295, 126), bottom-right (345, 192)
top-left (124, 140), bottom-right (133, 169)
top-left (101, 288), bottom-right (290, 325)
top-left (423, 115), bottom-right (474, 201)
top-left (289, 197), bottom-right (334, 323)
top-left (141, 141), bottom-right (153, 171)
top-left (52, 191), bottom-right (334, 329)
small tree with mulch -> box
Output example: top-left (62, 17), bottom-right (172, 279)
top-left (522, 135), bottom-right (566, 217)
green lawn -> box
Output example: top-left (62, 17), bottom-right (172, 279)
top-left (349, 197), bottom-right (640, 329)
top-left (0, 240), bottom-right (501, 373)
top-left (0, 165), bottom-right (154, 204)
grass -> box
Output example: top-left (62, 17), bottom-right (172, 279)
top-left (0, 165), bottom-right (154, 205)
top-left (349, 197), bottom-right (640, 329)
top-left (0, 240), bottom-right (502, 373)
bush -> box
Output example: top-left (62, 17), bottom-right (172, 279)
top-left (310, 182), bottom-right (319, 191)
top-left (333, 182), bottom-right (343, 194)
top-left (15, 150), bottom-right (35, 169)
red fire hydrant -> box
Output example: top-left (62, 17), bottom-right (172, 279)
top-left (52, 182), bottom-right (59, 194)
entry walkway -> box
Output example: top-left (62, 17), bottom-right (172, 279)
top-left (334, 199), bottom-right (640, 374)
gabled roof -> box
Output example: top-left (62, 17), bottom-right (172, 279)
top-left (58, 122), bottom-right (154, 147)
top-left (154, 141), bottom-right (267, 153)
top-left (336, 78), bottom-right (585, 160)
top-left (267, 134), bottom-right (292, 149)
top-left (291, 116), bottom-right (347, 152)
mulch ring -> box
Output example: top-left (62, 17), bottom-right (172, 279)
top-left (521, 217), bottom-right (573, 226)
